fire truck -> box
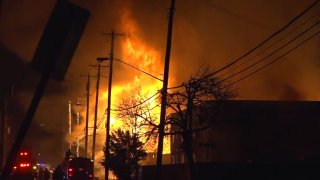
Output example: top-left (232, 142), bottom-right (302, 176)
top-left (67, 157), bottom-right (94, 180)
top-left (54, 150), bottom-right (93, 180)
top-left (11, 149), bottom-right (36, 180)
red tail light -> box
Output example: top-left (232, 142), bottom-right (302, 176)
top-left (19, 163), bottom-right (31, 168)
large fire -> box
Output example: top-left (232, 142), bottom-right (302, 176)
top-left (100, 10), bottom-right (170, 153)
top-left (66, 6), bottom-right (171, 174)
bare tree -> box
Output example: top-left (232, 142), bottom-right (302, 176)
top-left (101, 87), bottom-right (160, 179)
top-left (113, 66), bottom-right (236, 180)
top-left (116, 87), bottom-right (161, 152)
top-left (165, 66), bottom-right (236, 180)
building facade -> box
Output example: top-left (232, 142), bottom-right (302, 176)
top-left (170, 100), bottom-right (320, 164)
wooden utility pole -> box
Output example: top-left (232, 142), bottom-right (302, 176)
top-left (98, 30), bottom-right (124, 180)
top-left (91, 63), bottom-right (101, 164)
top-left (156, 0), bottom-right (176, 179)
top-left (80, 73), bottom-right (96, 158)
top-left (105, 32), bottom-right (115, 180)
top-left (84, 73), bottom-right (90, 157)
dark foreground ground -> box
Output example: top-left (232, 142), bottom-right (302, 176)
top-left (140, 159), bottom-right (320, 180)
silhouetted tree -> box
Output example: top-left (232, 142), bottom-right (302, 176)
top-left (113, 66), bottom-right (236, 180)
top-left (116, 87), bottom-right (160, 151)
top-left (166, 66), bottom-right (236, 180)
top-left (102, 129), bottom-right (147, 180)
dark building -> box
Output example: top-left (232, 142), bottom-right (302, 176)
top-left (135, 100), bottom-right (320, 179)
top-left (171, 100), bottom-right (320, 164)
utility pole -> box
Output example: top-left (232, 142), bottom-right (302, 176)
top-left (105, 32), bottom-right (115, 180)
top-left (85, 73), bottom-right (90, 158)
top-left (80, 73), bottom-right (93, 158)
top-left (98, 30), bottom-right (123, 180)
top-left (91, 62), bottom-right (101, 164)
top-left (156, 0), bottom-right (175, 179)
top-left (80, 72), bottom-right (96, 158)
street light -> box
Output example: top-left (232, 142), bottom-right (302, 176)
top-left (96, 57), bottom-right (109, 62)
top-left (74, 98), bottom-right (94, 110)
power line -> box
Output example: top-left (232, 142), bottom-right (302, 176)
top-left (220, 11), bottom-right (320, 78)
top-left (167, 0), bottom-right (320, 90)
top-left (219, 18), bottom-right (320, 83)
top-left (114, 58), bottom-right (163, 82)
top-left (207, 0), bottom-right (320, 76)
top-left (76, 128), bottom-right (85, 137)
top-left (111, 91), bottom-right (161, 112)
top-left (92, 90), bottom-right (161, 137)
top-left (199, 0), bottom-right (269, 29)
top-left (96, 119), bottom-right (106, 134)
top-left (223, 27), bottom-right (320, 88)
top-left (94, 91), bottom-right (161, 135)
top-left (97, 112), bottom-right (106, 129)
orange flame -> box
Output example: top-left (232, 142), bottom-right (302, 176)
top-left (68, 8), bottom-right (171, 177)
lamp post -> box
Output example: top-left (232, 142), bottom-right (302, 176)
top-left (92, 61), bottom-right (101, 165)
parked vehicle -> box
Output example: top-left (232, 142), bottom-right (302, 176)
top-left (11, 149), bottom-right (36, 180)
top-left (67, 157), bottom-right (93, 180)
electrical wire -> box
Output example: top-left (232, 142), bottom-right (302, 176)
top-left (205, 0), bottom-right (320, 76)
top-left (223, 28), bottom-right (320, 88)
top-left (220, 12), bottom-right (320, 78)
top-left (167, 0), bottom-right (320, 90)
top-left (219, 18), bottom-right (320, 83)
top-left (111, 91), bottom-right (161, 112)
top-left (114, 58), bottom-right (163, 82)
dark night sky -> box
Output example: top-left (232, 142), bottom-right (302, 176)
top-left (1, 0), bottom-right (320, 168)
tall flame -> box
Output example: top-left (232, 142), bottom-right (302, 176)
top-left (67, 6), bottom-right (171, 178)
